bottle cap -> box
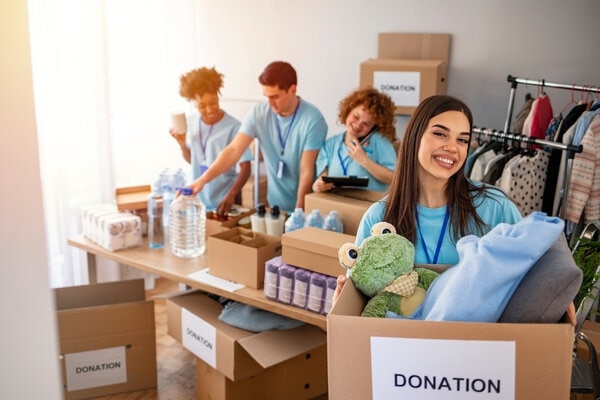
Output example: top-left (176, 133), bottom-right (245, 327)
top-left (180, 187), bottom-right (193, 196)
top-left (270, 205), bottom-right (280, 218)
top-left (257, 203), bottom-right (266, 217)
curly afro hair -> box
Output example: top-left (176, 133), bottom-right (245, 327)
top-left (338, 87), bottom-right (397, 144)
top-left (179, 67), bottom-right (224, 100)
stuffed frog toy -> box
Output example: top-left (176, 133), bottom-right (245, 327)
top-left (338, 222), bottom-right (439, 318)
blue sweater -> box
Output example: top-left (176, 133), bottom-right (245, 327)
top-left (387, 211), bottom-right (565, 322)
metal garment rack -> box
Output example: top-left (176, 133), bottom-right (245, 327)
top-left (503, 74), bottom-right (600, 132)
top-left (471, 126), bottom-right (583, 154)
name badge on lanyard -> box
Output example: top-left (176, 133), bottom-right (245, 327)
top-left (275, 99), bottom-right (300, 180)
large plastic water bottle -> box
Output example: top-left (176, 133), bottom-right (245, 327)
top-left (147, 189), bottom-right (164, 249)
top-left (284, 208), bottom-right (306, 233)
top-left (169, 187), bottom-right (206, 258)
top-left (323, 210), bottom-right (344, 233)
top-left (304, 209), bottom-right (324, 229)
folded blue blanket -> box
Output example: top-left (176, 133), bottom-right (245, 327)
top-left (387, 211), bottom-right (565, 322)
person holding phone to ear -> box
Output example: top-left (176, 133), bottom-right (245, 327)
top-left (312, 87), bottom-right (398, 193)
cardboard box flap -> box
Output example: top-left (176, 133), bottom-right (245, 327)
top-left (238, 324), bottom-right (326, 369)
top-left (55, 279), bottom-right (146, 311)
top-left (282, 227), bottom-right (356, 257)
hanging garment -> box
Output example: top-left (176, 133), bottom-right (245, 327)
top-left (510, 94), bottom-right (534, 134)
top-left (564, 115), bottom-right (600, 225)
top-left (541, 103), bottom-right (588, 214)
top-left (523, 94), bottom-right (554, 151)
top-left (498, 149), bottom-right (550, 216)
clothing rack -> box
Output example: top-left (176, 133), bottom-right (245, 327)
top-left (504, 74), bottom-right (600, 132)
top-left (471, 126), bottom-right (583, 154)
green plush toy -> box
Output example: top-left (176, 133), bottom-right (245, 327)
top-left (338, 222), bottom-right (439, 318)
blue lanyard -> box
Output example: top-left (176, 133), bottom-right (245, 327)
top-left (336, 134), bottom-right (352, 175)
top-left (199, 117), bottom-right (215, 159)
top-left (275, 99), bottom-right (300, 156)
top-left (416, 208), bottom-right (449, 264)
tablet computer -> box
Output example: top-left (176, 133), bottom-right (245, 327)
top-left (321, 176), bottom-right (369, 187)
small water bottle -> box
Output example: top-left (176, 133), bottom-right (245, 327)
top-left (250, 203), bottom-right (267, 233)
top-left (323, 210), bottom-right (344, 233)
top-left (147, 189), bottom-right (164, 249)
top-left (284, 208), bottom-right (306, 233)
top-left (169, 187), bottom-right (206, 258)
top-left (304, 209), bottom-right (324, 229)
top-left (161, 185), bottom-right (175, 237)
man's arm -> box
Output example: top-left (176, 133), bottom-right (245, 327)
top-left (296, 149), bottom-right (319, 209)
top-left (215, 160), bottom-right (251, 217)
top-left (189, 133), bottom-right (254, 195)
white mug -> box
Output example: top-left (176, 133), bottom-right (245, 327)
top-left (170, 112), bottom-right (187, 133)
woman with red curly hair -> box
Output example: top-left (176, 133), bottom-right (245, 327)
top-left (313, 87), bottom-right (398, 193)
top-left (170, 66), bottom-right (252, 217)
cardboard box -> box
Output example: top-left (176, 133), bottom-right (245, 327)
top-left (115, 185), bottom-right (151, 212)
top-left (359, 58), bottom-right (448, 115)
top-left (281, 227), bottom-right (356, 277)
top-left (205, 207), bottom-right (255, 237)
top-left (207, 227), bottom-right (282, 289)
top-left (377, 32), bottom-right (451, 64)
top-left (304, 189), bottom-right (385, 236)
top-left (166, 291), bottom-right (327, 383)
top-left (195, 344), bottom-right (328, 400)
top-left (54, 279), bottom-right (157, 400)
top-left (327, 280), bottom-right (574, 400)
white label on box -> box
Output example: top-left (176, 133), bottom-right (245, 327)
top-left (371, 337), bottom-right (515, 400)
top-left (373, 71), bottom-right (421, 107)
top-left (64, 346), bottom-right (127, 391)
top-left (182, 308), bottom-right (217, 368)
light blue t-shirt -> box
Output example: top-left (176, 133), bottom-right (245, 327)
top-left (240, 98), bottom-right (327, 214)
top-left (185, 111), bottom-right (253, 210)
top-left (316, 131), bottom-right (396, 192)
top-left (355, 183), bottom-right (522, 265)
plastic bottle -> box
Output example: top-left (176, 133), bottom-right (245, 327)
top-left (161, 184), bottom-right (175, 237)
top-left (147, 189), bottom-right (164, 249)
top-left (277, 264), bottom-right (296, 304)
top-left (304, 209), bottom-right (324, 229)
top-left (265, 205), bottom-right (285, 237)
top-left (250, 203), bottom-right (267, 233)
top-left (323, 275), bottom-right (338, 314)
top-left (323, 210), bottom-right (344, 233)
top-left (169, 187), bottom-right (206, 258)
top-left (284, 208), bottom-right (306, 233)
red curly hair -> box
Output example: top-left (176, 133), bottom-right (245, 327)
top-left (179, 67), bottom-right (224, 100)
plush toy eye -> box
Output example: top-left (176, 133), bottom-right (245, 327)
top-left (338, 242), bottom-right (359, 270)
top-left (370, 221), bottom-right (396, 236)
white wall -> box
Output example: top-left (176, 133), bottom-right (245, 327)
top-left (0, 1), bottom-right (62, 399)
top-left (1, 0), bottom-right (598, 396)
top-left (188, 0), bottom-right (600, 137)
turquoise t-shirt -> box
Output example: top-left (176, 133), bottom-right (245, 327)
top-left (240, 98), bottom-right (327, 214)
top-left (355, 183), bottom-right (522, 265)
top-left (316, 131), bottom-right (396, 192)
top-left (185, 111), bottom-right (252, 210)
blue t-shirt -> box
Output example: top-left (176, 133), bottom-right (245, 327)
top-left (355, 183), bottom-right (522, 265)
top-left (316, 131), bottom-right (396, 192)
top-left (185, 111), bottom-right (253, 210)
top-left (240, 98), bottom-right (327, 214)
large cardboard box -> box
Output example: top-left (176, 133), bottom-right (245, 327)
top-left (304, 189), bottom-right (384, 236)
top-left (207, 227), bottom-right (282, 289)
top-left (360, 58), bottom-right (448, 115)
top-left (54, 279), bottom-right (157, 400)
top-left (327, 280), bottom-right (574, 400)
top-left (241, 174), bottom-right (267, 209)
top-left (281, 227), bottom-right (356, 277)
top-left (166, 291), bottom-right (327, 385)
top-left (195, 345), bottom-right (328, 400)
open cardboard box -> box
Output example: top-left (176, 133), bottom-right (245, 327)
top-left (207, 227), bottom-right (282, 289)
top-left (281, 227), bottom-right (356, 277)
top-left (54, 279), bottom-right (157, 400)
top-left (166, 290), bottom-right (327, 385)
top-left (304, 189), bottom-right (384, 236)
top-left (327, 280), bottom-right (574, 400)
top-left (205, 207), bottom-right (254, 237)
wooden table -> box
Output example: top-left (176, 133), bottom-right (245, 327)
top-left (68, 235), bottom-right (327, 330)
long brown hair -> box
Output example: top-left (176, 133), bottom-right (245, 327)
top-left (383, 95), bottom-right (489, 243)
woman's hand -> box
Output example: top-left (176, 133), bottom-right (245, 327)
top-left (169, 128), bottom-right (186, 147)
top-left (312, 176), bottom-right (334, 193)
top-left (331, 275), bottom-right (348, 307)
top-left (347, 139), bottom-right (370, 166)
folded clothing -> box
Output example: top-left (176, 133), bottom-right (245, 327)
top-left (218, 301), bottom-right (305, 332)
